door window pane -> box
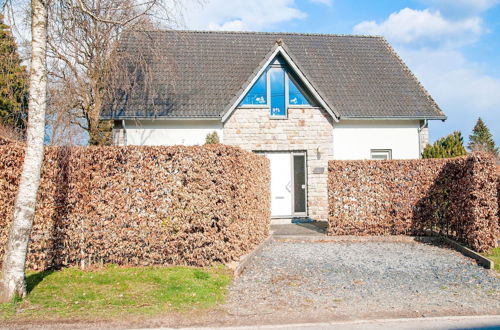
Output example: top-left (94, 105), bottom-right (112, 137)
top-left (293, 154), bottom-right (306, 214)
top-left (270, 67), bottom-right (286, 116)
top-left (288, 77), bottom-right (310, 106)
top-left (240, 72), bottom-right (267, 105)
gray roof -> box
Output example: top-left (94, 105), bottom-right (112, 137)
top-left (102, 30), bottom-right (446, 120)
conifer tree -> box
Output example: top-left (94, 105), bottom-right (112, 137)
top-left (0, 15), bottom-right (28, 131)
top-left (205, 131), bottom-right (220, 144)
top-left (422, 131), bottom-right (467, 158)
top-left (468, 117), bottom-right (498, 156)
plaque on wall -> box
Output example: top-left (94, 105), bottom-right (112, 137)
top-left (313, 167), bottom-right (324, 174)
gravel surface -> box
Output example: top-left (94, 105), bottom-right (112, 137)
top-left (6, 241), bottom-right (499, 329)
top-left (224, 241), bottom-right (500, 320)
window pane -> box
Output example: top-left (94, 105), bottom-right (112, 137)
top-left (270, 67), bottom-right (286, 116)
top-left (370, 150), bottom-right (392, 160)
top-left (288, 77), bottom-right (310, 105)
top-left (240, 72), bottom-right (267, 105)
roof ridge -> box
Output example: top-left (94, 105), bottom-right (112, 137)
top-left (128, 29), bottom-right (385, 38)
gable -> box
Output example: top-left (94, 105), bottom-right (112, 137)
top-left (101, 31), bottom-right (446, 121)
top-left (239, 55), bottom-right (316, 107)
top-left (221, 46), bottom-right (339, 122)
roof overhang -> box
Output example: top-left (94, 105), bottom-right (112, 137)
top-left (340, 115), bottom-right (447, 121)
top-left (221, 44), bottom-right (340, 123)
top-left (101, 116), bottom-right (221, 121)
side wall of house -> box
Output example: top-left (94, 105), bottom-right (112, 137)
top-left (332, 120), bottom-right (423, 160)
top-left (114, 120), bottom-right (223, 146)
top-left (223, 107), bottom-right (334, 221)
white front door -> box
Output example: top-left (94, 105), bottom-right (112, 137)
top-left (267, 152), bottom-right (292, 216)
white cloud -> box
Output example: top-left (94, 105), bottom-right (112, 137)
top-left (208, 20), bottom-right (244, 31)
top-left (400, 48), bottom-right (500, 113)
top-left (353, 4), bottom-right (500, 144)
top-left (353, 8), bottom-right (483, 45)
top-left (397, 47), bottom-right (500, 142)
top-left (420, 0), bottom-right (500, 15)
top-left (179, 0), bottom-right (306, 31)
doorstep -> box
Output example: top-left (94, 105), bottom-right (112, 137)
top-left (271, 221), bottom-right (327, 237)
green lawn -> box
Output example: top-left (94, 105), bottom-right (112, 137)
top-left (482, 247), bottom-right (500, 273)
top-left (0, 265), bottom-right (231, 322)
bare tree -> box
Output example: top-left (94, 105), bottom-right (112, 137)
top-left (0, 0), bottom-right (48, 301)
top-left (0, 0), bottom-right (185, 301)
top-left (46, 0), bottom-right (178, 145)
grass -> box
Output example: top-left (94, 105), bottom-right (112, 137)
top-left (0, 265), bottom-right (231, 322)
top-left (482, 247), bottom-right (500, 273)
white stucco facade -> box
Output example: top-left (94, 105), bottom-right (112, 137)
top-left (116, 118), bottom-right (428, 159)
top-left (116, 119), bottom-right (223, 146)
top-left (332, 120), bottom-right (423, 160)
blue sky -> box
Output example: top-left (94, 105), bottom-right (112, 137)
top-left (180, 0), bottom-right (500, 145)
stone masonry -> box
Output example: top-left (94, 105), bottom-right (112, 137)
top-left (419, 122), bottom-right (429, 157)
top-left (223, 107), bottom-right (334, 221)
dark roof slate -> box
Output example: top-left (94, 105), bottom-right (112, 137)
top-left (102, 30), bottom-right (445, 120)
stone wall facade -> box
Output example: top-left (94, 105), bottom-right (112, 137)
top-left (112, 120), bottom-right (126, 146)
top-left (223, 107), bottom-right (334, 221)
top-left (419, 121), bottom-right (429, 157)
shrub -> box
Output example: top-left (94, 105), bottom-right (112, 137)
top-left (205, 131), bottom-right (220, 145)
top-left (328, 153), bottom-right (498, 252)
top-left (422, 131), bottom-right (466, 159)
top-left (0, 143), bottom-right (271, 270)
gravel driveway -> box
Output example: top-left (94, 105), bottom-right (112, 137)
top-left (223, 240), bottom-right (500, 322)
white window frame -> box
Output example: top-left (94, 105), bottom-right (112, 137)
top-left (370, 149), bottom-right (392, 160)
top-left (268, 64), bottom-right (288, 119)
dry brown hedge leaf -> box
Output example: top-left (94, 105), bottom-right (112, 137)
top-left (0, 144), bottom-right (271, 270)
top-left (328, 153), bottom-right (499, 252)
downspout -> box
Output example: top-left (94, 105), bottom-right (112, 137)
top-left (418, 119), bottom-right (428, 158)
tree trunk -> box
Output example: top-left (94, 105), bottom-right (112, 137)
top-left (0, 0), bottom-right (48, 302)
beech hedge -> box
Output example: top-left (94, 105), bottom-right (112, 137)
top-left (328, 153), bottom-right (499, 252)
top-left (0, 144), bottom-right (271, 270)
top-left (0, 136), bottom-right (14, 145)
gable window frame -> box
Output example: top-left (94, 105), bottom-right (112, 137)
top-left (268, 63), bottom-right (288, 119)
top-left (238, 59), bottom-right (315, 118)
top-left (370, 149), bottom-right (392, 160)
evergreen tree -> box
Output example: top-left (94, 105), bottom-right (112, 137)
top-left (205, 131), bottom-right (220, 144)
top-left (468, 117), bottom-right (498, 156)
top-left (422, 131), bottom-right (467, 159)
top-left (0, 15), bottom-right (28, 131)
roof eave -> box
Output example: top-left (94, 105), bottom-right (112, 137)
top-left (340, 115), bottom-right (447, 121)
top-left (101, 115), bottom-right (222, 121)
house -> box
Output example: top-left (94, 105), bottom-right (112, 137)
top-left (102, 30), bottom-right (446, 222)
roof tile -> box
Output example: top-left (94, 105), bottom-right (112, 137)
top-left (102, 30), bottom-right (445, 120)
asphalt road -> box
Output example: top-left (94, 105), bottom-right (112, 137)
top-left (157, 315), bottom-right (500, 330)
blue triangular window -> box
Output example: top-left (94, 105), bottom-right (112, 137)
top-left (239, 56), bottom-right (314, 115)
top-left (240, 72), bottom-right (267, 106)
top-left (288, 77), bottom-right (310, 106)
